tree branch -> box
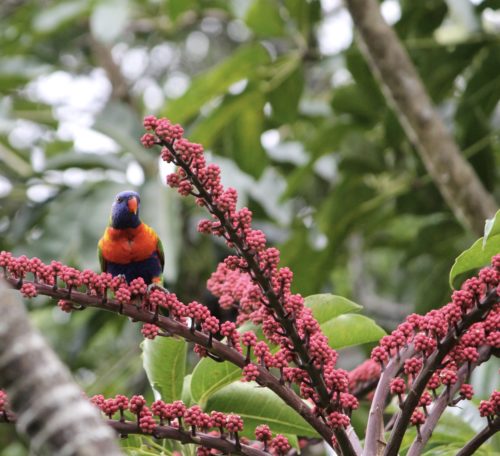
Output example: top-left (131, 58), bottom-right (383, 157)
top-left (0, 414), bottom-right (270, 456)
top-left (0, 280), bottom-right (123, 456)
top-left (407, 346), bottom-right (492, 456)
top-left (384, 288), bottom-right (499, 456)
top-left (456, 416), bottom-right (500, 456)
top-left (161, 139), bottom-right (360, 456)
top-left (344, 0), bottom-right (497, 235)
top-left (3, 276), bottom-right (335, 446)
top-left (363, 345), bottom-right (415, 456)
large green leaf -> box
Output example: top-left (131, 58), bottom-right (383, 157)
top-left (449, 209), bottom-right (500, 288)
top-left (305, 293), bottom-right (362, 324)
top-left (320, 314), bottom-right (386, 350)
top-left (204, 382), bottom-right (319, 438)
top-left (163, 44), bottom-right (271, 123)
top-left (190, 359), bottom-right (241, 406)
top-left (141, 336), bottom-right (187, 403)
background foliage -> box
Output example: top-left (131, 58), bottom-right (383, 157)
top-left (1, 0), bottom-right (499, 454)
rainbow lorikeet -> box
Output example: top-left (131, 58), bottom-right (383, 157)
top-left (98, 190), bottom-right (164, 286)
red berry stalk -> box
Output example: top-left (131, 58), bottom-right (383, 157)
top-left (141, 115), bottom-right (359, 455)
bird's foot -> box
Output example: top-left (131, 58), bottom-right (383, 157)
top-left (147, 283), bottom-right (170, 294)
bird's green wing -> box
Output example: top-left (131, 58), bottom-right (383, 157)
top-left (98, 244), bottom-right (106, 272)
top-left (156, 238), bottom-right (165, 272)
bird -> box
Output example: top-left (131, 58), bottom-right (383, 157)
top-left (98, 190), bottom-right (165, 287)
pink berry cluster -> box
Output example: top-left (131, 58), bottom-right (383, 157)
top-left (0, 251), bottom-right (188, 323)
top-left (0, 390), bottom-right (7, 415)
top-left (370, 255), bottom-right (500, 429)
top-left (89, 393), bottom-right (290, 454)
top-left (142, 115), bottom-right (353, 430)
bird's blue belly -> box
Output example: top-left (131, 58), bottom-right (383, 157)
top-left (106, 253), bottom-right (162, 285)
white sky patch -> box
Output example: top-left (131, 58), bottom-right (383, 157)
top-left (260, 129), bottom-right (280, 149)
top-left (186, 31), bottom-right (210, 61)
top-left (227, 20), bottom-right (251, 42)
top-left (27, 184), bottom-right (58, 202)
top-left (201, 17), bottom-right (223, 35)
top-left (228, 79), bottom-right (248, 95)
top-left (331, 67), bottom-right (352, 87)
top-left (158, 158), bottom-right (176, 186)
top-left (8, 120), bottom-right (44, 149)
top-left (317, 8), bottom-right (353, 55)
top-left (163, 72), bottom-right (190, 99)
top-left (381, 0), bottom-right (402, 25)
top-left (58, 123), bottom-right (119, 154)
top-left (120, 48), bottom-right (149, 81)
top-left (31, 147), bottom-right (45, 172)
top-left (320, 0), bottom-right (342, 13)
top-left (126, 160), bottom-right (145, 186)
top-left (63, 168), bottom-right (87, 187)
top-left (0, 176), bottom-right (13, 198)
top-left (143, 82), bottom-right (164, 111)
top-left (265, 142), bottom-right (309, 166)
top-left (314, 154), bottom-right (338, 181)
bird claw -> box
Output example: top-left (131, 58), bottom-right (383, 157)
top-left (147, 283), bottom-right (170, 294)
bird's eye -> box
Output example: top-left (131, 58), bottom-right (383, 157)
top-left (117, 197), bottom-right (123, 203)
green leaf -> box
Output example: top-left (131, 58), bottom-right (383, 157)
top-left (449, 209), bottom-right (500, 288)
top-left (269, 64), bottom-right (304, 123)
top-left (141, 336), bottom-right (187, 403)
top-left (181, 374), bottom-right (193, 407)
top-left (245, 0), bottom-right (285, 37)
top-left (204, 382), bottom-right (319, 438)
top-left (229, 102), bottom-right (267, 178)
top-left (190, 359), bottom-right (241, 406)
top-left (305, 294), bottom-right (362, 324)
top-left (320, 314), bottom-right (386, 350)
top-left (190, 89), bottom-right (260, 148)
top-left (162, 44), bottom-right (271, 123)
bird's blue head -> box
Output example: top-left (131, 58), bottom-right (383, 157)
top-left (110, 190), bottom-right (141, 229)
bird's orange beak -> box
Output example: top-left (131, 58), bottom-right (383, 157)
top-left (128, 196), bottom-right (138, 214)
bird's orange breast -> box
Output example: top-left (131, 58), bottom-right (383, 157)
top-left (99, 223), bottom-right (158, 264)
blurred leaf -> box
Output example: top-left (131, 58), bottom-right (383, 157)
top-left (204, 382), bottom-right (319, 438)
top-left (320, 314), bottom-right (386, 350)
top-left (331, 84), bottom-right (378, 125)
top-left (305, 294), bottom-right (362, 324)
top-left (449, 209), bottom-right (500, 288)
top-left (44, 152), bottom-right (127, 171)
top-left (245, 0), bottom-right (285, 37)
top-left (190, 89), bottom-right (259, 148)
top-left (33, 0), bottom-right (89, 34)
top-left (269, 64), bottom-right (304, 123)
top-left (163, 44), bottom-right (271, 123)
top-left (166, 0), bottom-right (198, 21)
top-left (90, 0), bottom-right (130, 43)
top-left (141, 336), bottom-right (187, 403)
top-left (190, 359), bottom-right (240, 406)
top-left (228, 102), bottom-right (267, 178)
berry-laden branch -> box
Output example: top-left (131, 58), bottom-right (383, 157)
top-left (456, 416), bottom-right (500, 456)
top-left (141, 116), bottom-right (360, 455)
top-left (406, 346), bottom-right (494, 456)
top-left (0, 393), bottom-right (282, 456)
top-left (363, 258), bottom-right (500, 456)
top-left (0, 263), bottom-right (333, 447)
